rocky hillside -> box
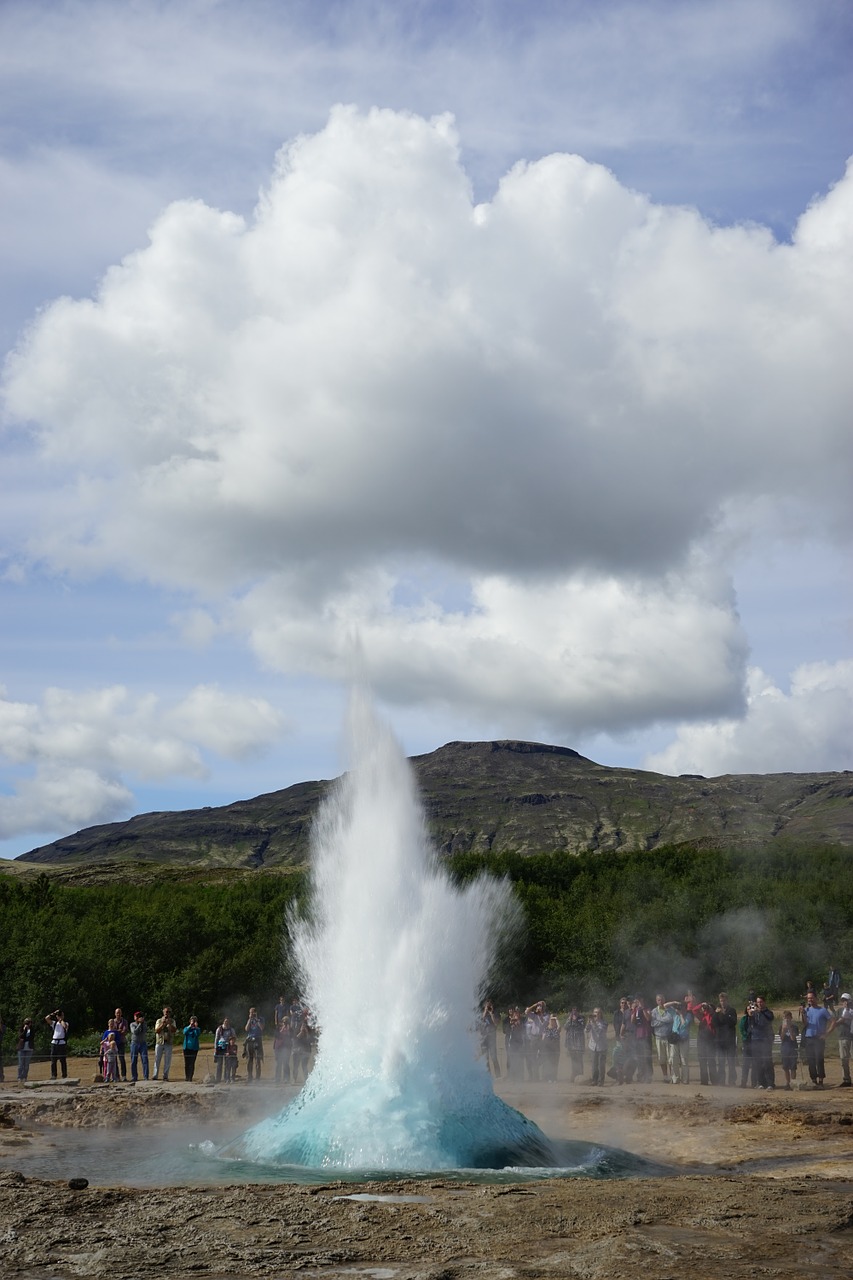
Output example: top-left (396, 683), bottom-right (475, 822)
top-left (15, 740), bottom-right (853, 872)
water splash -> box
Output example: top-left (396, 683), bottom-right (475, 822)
top-left (234, 693), bottom-right (554, 1171)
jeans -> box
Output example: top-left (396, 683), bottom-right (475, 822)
top-left (697, 1037), bottom-right (717, 1085)
top-left (752, 1037), bottom-right (775, 1088)
top-left (153, 1042), bottom-right (173, 1079)
top-left (246, 1042), bottom-right (264, 1080)
top-left (17, 1048), bottom-right (33, 1080)
top-left (803, 1036), bottom-right (826, 1083)
top-left (130, 1042), bottom-right (149, 1080)
top-left (716, 1043), bottom-right (737, 1086)
top-left (274, 1045), bottom-right (291, 1083)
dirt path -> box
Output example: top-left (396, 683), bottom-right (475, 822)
top-left (0, 1059), bottom-right (851, 1278)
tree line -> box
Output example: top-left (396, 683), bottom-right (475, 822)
top-left (0, 842), bottom-right (850, 1042)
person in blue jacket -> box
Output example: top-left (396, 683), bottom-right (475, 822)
top-left (182, 1014), bottom-right (201, 1081)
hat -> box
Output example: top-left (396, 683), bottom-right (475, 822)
top-left (841, 993), bottom-right (851, 1001)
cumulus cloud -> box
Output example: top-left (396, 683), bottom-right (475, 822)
top-left (0, 767), bottom-right (134, 844)
top-left (241, 559), bottom-right (748, 735)
top-left (645, 660), bottom-right (853, 776)
top-left (3, 107), bottom-right (852, 736)
top-left (0, 683), bottom-right (285, 839)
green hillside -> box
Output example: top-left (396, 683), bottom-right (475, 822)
top-left (13, 740), bottom-right (853, 875)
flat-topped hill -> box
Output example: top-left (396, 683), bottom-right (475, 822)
top-left (14, 739), bottom-right (853, 872)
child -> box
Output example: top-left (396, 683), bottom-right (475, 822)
top-left (102, 1032), bottom-right (119, 1084)
top-left (779, 1010), bottom-right (799, 1090)
top-left (225, 1035), bottom-right (239, 1083)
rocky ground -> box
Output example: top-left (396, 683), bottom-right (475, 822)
top-left (0, 1057), bottom-right (851, 1278)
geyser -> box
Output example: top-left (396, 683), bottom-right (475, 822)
top-left (233, 693), bottom-right (554, 1172)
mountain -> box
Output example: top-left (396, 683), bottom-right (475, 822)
top-left (14, 740), bottom-right (853, 872)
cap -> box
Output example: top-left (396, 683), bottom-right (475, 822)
top-left (841, 993), bottom-right (851, 1001)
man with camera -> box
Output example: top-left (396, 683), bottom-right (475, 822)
top-left (153, 1006), bottom-right (177, 1081)
top-left (45, 1009), bottom-right (69, 1079)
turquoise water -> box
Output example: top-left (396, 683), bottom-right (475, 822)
top-left (0, 1124), bottom-right (672, 1187)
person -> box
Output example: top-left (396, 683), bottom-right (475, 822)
top-left (113, 1008), bottom-right (129, 1081)
top-left (273, 994), bottom-right (289, 1030)
top-left (778, 1010), bottom-right (800, 1090)
top-left (225, 1033), bottom-right (239, 1083)
top-left (99, 1018), bottom-right (117, 1079)
top-left (664, 1000), bottom-right (691, 1084)
top-left (563, 1008), bottom-right (585, 1082)
top-left (102, 1032), bottom-right (119, 1083)
top-left (273, 1016), bottom-right (292, 1084)
top-left (504, 1009), bottom-right (526, 1081)
top-left (541, 1014), bottom-right (561, 1082)
top-left (749, 996), bottom-right (775, 1089)
top-left (153, 1006), bottom-right (177, 1081)
top-left (835, 992), bottom-right (852, 1087)
top-left (45, 1009), bottom-right (69, 1080)
top-left (585, 1008), bottom-right (608, 1086)
top-left (801, 979), bottom-right (817, 1009)
top-left (713, 992), bottom-right (738, 1087)
top-left (627, 997), bottom-right (652, 1083)
top-left (129, 1011), bottom-right (149, 1083)
top-left (244, 1007), bottom-right (265, 1082)
top-left (693, 1001), bottom-right (717, 1086)
top-left (738, 1001), bottom-right (754, 1088)
top-left (824, 964), bottom-right (842, 1010)
top-left (0, 1011), bottom-right (5, 1082)
top-left (273, 994), bottom-right (292, 1082)
top-left (609, 997), bottom-right (631, 1084)
top-left (479, 1001), bottom-right (501, 1077)
top-left (800, 990), bottom-right (834, 1087)
top-left (650, 994), bottom-right (673, 1082)
top-left (214, 1017), bottom-right (236, 1084)
top-left (182, 1014), bottom-right (201, 1081)
top-left (524, 1002), bottom-right (547, 1081)
top-left (17, 1018), bottom-right (35, 1080)
top-left (291, 1009), bottom-right (313, 1082)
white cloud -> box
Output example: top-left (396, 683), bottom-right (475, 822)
top-left (6, 109), bottom-right (851, 582)
top-left (163, 684), bottom-right (284, 760)
top-left (241, 559), bottom-right (748, 736)
top-left (0, 683), bottom-right (285, 839)
top-left (0, 767), bottom-right (134, 842)
top-left (645, 660), bottom-right (853, 776)
top-left (3, 107), bottom-right (852, 741)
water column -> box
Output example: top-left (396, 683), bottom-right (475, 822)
top-left (236, 693), bottom-right (554, 1171)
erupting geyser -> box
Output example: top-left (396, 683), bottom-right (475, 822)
top-left (234, 694), bottom-right (554, 1171)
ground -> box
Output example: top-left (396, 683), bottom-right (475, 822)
top-left (0, 1053), bottom-right (851, 1278)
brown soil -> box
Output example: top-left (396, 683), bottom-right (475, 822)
top-left (0, 1056), bottom-right (851, 1278)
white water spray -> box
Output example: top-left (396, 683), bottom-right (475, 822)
top-left (237, 694), bottom-right (552, 1170)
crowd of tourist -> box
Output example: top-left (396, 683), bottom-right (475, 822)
top-left (479, 975), bottom-right (852, 1092)
top-left (2, 970), bottom-right (849, 1094)
top-left (0, 996), bottom-right (317, 1085)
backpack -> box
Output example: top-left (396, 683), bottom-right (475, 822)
top-left (672, 1012), bottom-right (690, 1041)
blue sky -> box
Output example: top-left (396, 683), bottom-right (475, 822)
top-left (1, 0), bottom-right (851, 857)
